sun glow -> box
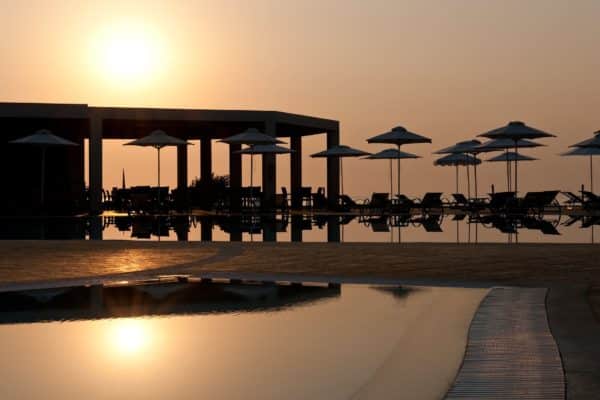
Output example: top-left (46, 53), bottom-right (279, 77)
top-left (92, 22), bottom-right (165, 85)
top-left (110, 319), bottom-right (150, 354)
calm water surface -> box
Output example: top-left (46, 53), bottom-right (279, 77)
top-left (1, 214), bottom-right (596, 243)
top-left (0, 285), bottom-right (486, 400)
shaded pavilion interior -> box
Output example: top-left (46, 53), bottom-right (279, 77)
top-left (0, 103), bottom-right (340, 214)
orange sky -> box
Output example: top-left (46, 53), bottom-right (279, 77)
top-left (2, 0), bottom-right (600, 196)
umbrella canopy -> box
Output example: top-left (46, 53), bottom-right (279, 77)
top-left (562, 146), bottom-right (600, 193)
top-left (235, 144), bottom-right (293, 155)
top-left (9, 129), bottom-right (79, 207)
top-left (9, 129), bottom-right (78, 147)
top-left (478, 121), bottom-right (556, 140)
top-left (570, 130), bottom-right (600, 148)
top-left (434, 153), bottom-right (481, 166)
top-left (434, 154), bottom-right (480, 194)
top-left (486, 152), bottom-right (538, 162)
top-left (367, 126), bottom-right (432, 145)
top-left (365, 148), bottom-right (420, 160)
top-left (475, 138), bottom-right (543, 153)
top-left (365, 148), bottom-right (420, 196)
top-left (311, 145), bottom-right (370, 196)
top-left (124, 130), bottom-right (191, 148)
top-left (434, 140), bottom-right (481, 155)
top-left (220, 128), bottom-right (283, 145)
top-left (311, 145), bottom-right (370, 158)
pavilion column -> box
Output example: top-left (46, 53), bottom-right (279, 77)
top-left (200, 137), bottom-right (212, 181)
top-left (262, 120), bottom-right (277, 209)
top-left (229, 143), bottom-right (242, 211)
top-left (89, 116), bottom-right (103, 214)
top-left (290, 135), bottom-right (302, 209)
top-left (326, 128), bottom-right (340, 209)
top-left (176, 144), bottom-right (188, 209)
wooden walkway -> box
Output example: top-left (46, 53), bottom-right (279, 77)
top-left (445, 287), bottom-right (564, 399)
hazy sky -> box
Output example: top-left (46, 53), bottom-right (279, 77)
top-left (2, 0), bottom-right (600, 196)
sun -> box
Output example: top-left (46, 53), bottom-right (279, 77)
top-left (92, 22), bottom-right (165, 85)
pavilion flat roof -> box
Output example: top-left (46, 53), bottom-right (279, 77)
top-left (0, 103), bottom-right (338, 138)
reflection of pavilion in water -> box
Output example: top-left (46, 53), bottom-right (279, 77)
top-left (0, 278), bottom-right (341, 324)
top-left (0, 211), bottom-right (596, 242)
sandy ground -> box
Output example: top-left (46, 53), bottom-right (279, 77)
top-left (1, 241), bottom-right (598, 286)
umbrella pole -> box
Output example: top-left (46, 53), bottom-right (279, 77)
top-left (474, 155), bottom-right (478, 199)
top-left (397, 144), bottom-right (401, 198)
top-left (590, 154), bottom-right (594, 193)
top-left (389, 159), bottom-right (393, 197)
top-left (40, 146), bottom-right (46, 208)
top-left (250, 153), bottom-right (254, 209)
top-left (466, 164), bottom-right (471, 200)
top-left (514, 141), bottom-right (519, 195)
top-left (455, 165), bottom-right (459, 193)
top-left (340, 157), bottom-right (344, 196)
top-left (157, 147), bottom-right (161, 207)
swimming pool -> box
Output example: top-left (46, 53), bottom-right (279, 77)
top-left (0, 283), bottom-right (487, 400)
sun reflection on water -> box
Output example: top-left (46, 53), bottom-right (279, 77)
top-left (109, 319), bottom-right (151, 355)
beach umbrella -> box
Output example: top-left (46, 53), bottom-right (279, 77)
top-left (235, 144), bottom-right (293, 207)
top-left (435, 139), bottom-right (482, 199)
top-left (219, 128), bottom-right (283, 145)
top-left (367, 126), bottom-right (431, 197)
top-left (365, 148), bottom-right (420, 196)
top-left (569, 130), bottom-right (600, 149)
top-left (9, 129), bottom-right (78, 207)
top-left (487, 152), bottom-right (537, 191)
top-left (434, 153), bottom-right (481, 194)
top-left (564, 130), bottom-right (600, 193)
top-left (562, 146), bottom-right (600, 193)
top-left (311, 145), bottom-right (371, 196)
top-left (478, 121), bottom-right (555, 194)
top-left (124, 130), bottom-right (192, 204)
top-left (220, 128), bottom-right (284, 197)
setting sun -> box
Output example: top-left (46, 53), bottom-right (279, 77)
top-left (92, 22), bottom-right (165, 85)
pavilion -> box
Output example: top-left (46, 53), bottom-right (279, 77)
top-left (0, 102), bottom-right (340, 214)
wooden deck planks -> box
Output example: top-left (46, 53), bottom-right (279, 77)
top-left (445, 287), bottom-right (564, 399)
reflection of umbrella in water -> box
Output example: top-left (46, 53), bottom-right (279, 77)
top-left (435, 140), bottom-right (482, 198)
top-left (367, 126), bottom-right (432, 198)
top-left (9, 129), bottom-right (78, 208)
top-left (434, 153), bottom-right (481, 194)
top-left (486, 152), bottom-right (537, 193)
top-left (311, 145), bottom-right (371, 197)
top-left (124, 130), bottom-right (193, 206)
top-left (478, 121), bottom-right (555, 194)
top-left (563, 131), bottom-right (600, 193)
top-left (365, 148), bottom-right (420, 198)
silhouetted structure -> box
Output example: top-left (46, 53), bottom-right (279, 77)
top-left (0, 103), bottom-right (339, 214)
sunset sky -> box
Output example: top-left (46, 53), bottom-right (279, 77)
top-left (2, 0), bottom-right (600, 196)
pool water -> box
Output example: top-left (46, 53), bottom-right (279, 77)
top-left (0, 284), bottom-right (486, 400)
top-left (0, 213), bottom-right (598, 243)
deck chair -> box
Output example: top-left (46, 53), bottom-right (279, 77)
top-left (582, 191), bottom-right (600, 210)
top-left (364, 193), bottom-right (391, 213)
top-left (419, 192), bottom-right (444, 211)
top-left (518, 191), bottom-right (560, 214)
